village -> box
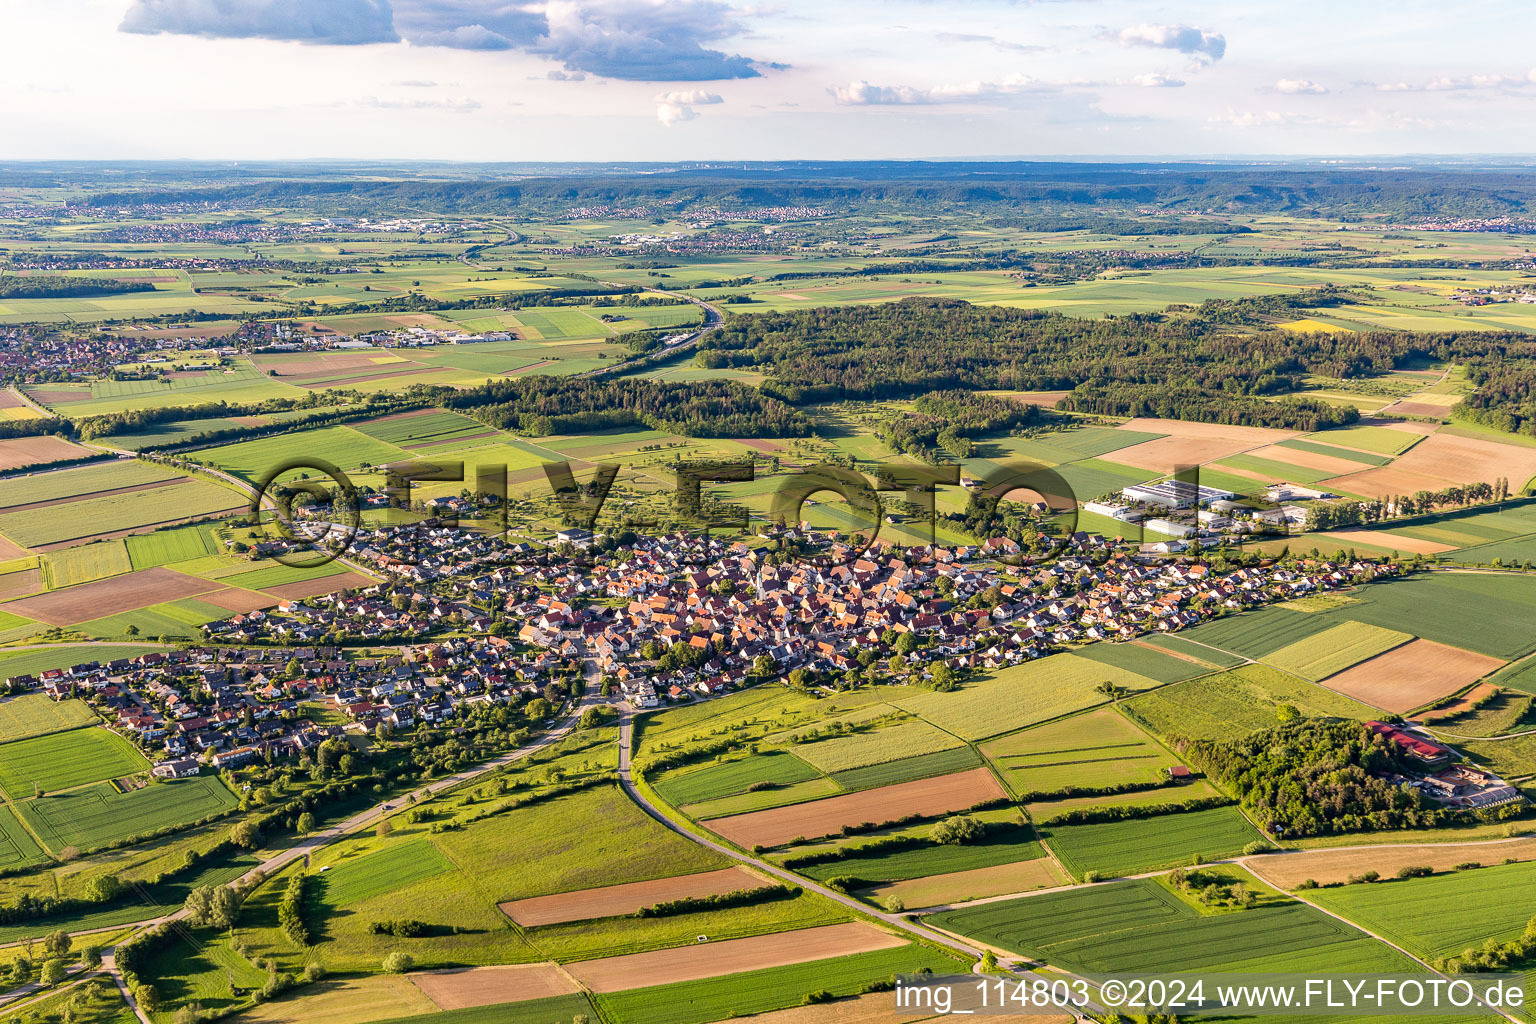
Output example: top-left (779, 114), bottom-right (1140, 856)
top-left (3, 516), bottom-right (1422, 777)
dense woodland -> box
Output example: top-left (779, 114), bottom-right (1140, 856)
top-left (876, 390), bottom-right (1040, 460)
top-left (0, 276), bottom-right (153, 299)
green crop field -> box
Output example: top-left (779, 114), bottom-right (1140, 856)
top-left (892, 652), bottom-right (1156, 741)
top-left (219, 560), bottom-right (351, 591)
top-left (0, 804), bottom-right (47, 870)
top-left (318, 837), bottom-right (455, 906)
top-left (0, 479), bottom-right (239, 547)
top-left (0, 694), bottom-right (96, 742)
top-left (1329, 574), bottom-right (1536, 660)
top-left (1178, 606), bottom-right (1336, 659)
top-left (17, 775), bottom-right (237, 852)
top-left (1039, 805), bottom-right (1265, 879)
top-left (44, 541), bottom-right (133, 588)
top-left (828, 746), bottom-right (982, 791)
top-left (1262, 621), bottom-right (1412, 681)
top-left (928, 877), bottom-right (1415, 975)
top-left (197, 425), bottom-right (409, 482)
top-left (125, 524), bottom-right (222, 569)
top-left (789, 719), bottom-right (965, 774)
top-left (0, 726), bottom-right (149, 797)
top-left (0, 645), bottom-right (158, 679)
top-left (1311, 860), bottom-right (1536, 958)
top-left (1123, 664), bottom-right (1378, 740)
top-left (352, 409), bottom-right (490, 446)
top-left (653, 751), bottom-right (820, 807)
top-left (1138, 633), bottom-right (1247, 668)
top-left (1275, 438), bottom-right (1392, 466)
top-left (594, 943), bottom-right (969, 1024)
top-left (680, 778), bottom-right (842, 819)
top-left (979, 708), bottom-right (1173, 797)
top-left (0, 460), bottom-right (175, 510)
top-left (800, 820), bottom-right (1046, 885)
top-left (1216, 453), bottom-right (1336, 485)
top-left (1305, 424), bottom-right (1425, 455)
top-left (1072, 641), bottom-right (1216, 684)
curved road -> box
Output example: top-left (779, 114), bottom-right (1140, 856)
top-left (577, 287), bottom-right (724, 381)
top-left (614, 710), bottom-right (984, 964)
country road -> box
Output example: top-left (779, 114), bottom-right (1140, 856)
top-left (578, 286), bottom-right (724, 381)
top-left (613, 709), bottom-right (985, 965)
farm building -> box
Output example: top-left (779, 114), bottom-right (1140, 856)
top-left (1122, 480), bottom-right (1234, 509)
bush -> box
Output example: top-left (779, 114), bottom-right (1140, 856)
top-left (931, 815), bottom-right (985, 846)
top-left (382, 952), bottom-right (415, 974)
top-left (1395, 865), bottom-right (1434, 879)
top-left (1241, 840), bottom-right (1271, 856)
top-left (1296, 878), bottom-right (1319, 890)
top-left (1083, 870), bottom-right (1103, 883)
top-left (369, 919), bottom-right (429, 937)
top-left (803, 990), bottom-right (835, 1005)
top-left (303, 963), bottom-right (326, 983)
top-left (1347, 871), bottom-right (1380, 884)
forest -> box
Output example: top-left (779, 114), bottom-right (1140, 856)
top-left (0, 276), bottom-right (153, 299)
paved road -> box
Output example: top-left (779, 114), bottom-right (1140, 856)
top-left (613, 710), bottom-right (984, 965)
top-left (577, 287), bottom-right (724, 381)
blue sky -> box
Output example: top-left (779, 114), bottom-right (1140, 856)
top-left (3, 0), bottom-right (1534, 159)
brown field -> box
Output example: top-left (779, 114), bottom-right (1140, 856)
top-left (563, 922), bottom-right (906, 993)
top-left (0, 568), bottom-right (42, 600)
top-left (1119, 418), bottom-right (1302, 444)
top-left (23, 389), bottom-right (91, 406)
top-left (1324, 432), bottom-right (1536, 498)
top-left (1247, 837), bottom-right (1536, 889)
top-left (199, 587), bottom-right (278, 613)
top-left (263, 571), bottom-right (377, 601)
top-left (1426, 682), bottom-right (1500, 720)
top-left (0, 535), bottom-right (29, 561)
top-left (357, 408), bottom-right (436, 427)
top-left (504, 359), bottom-right (554, 375)
top-left (255, 352), bottom-right (387, 375)
top-left (0, 436), bottom-right (95, 472)
top-left (499, 866), bottom-right (764, 926)
top-left (707, 768), bottom-right (1008, 848)
top-left (292, 366), bottom-right (442, 389)
top-left (1320, 638), bottom-right (1505, 713)
top-left (1384, 403), bottom-right (1453, 419)
top-left (1249, 444), bottom-right (1374, 477)
top-left (1112, 436), bottom-right (1262, 474)
top-left (408, 964), bottom-right (579, 1009)
top-left (0, 391), bottom-right (24, 411)
top-left (5, 567), bottom-right (215, 627)
top-left (864, 858), bottom-right (1069, 909)
top-left (225, 975), bottom-right (437, 1024)
top-left (1316, 530), bottom-right (1457, 555)
top-left (703, 991), bottom-right (1074, 1024)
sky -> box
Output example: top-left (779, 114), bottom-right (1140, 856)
top-left (3, 0), bottom-right (1535, 160)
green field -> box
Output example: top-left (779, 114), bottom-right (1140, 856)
top-left (197, 424), bottom-right (409, 483)
top-left (790, 719), bottom-right (965, 774)
top-left (0, 644), bottom-right (159, 679)
top-left (828, 746), bottom-right (982, 791)
top-left (1123, 664), bottom-right (1378, 740)
top-left (1305, 424), bottom-right (1425, 455)
top-left (0, 479), bottom-right (239, 547)
top-left (17, 775), bottom-right (238, 852)
top-left (44, 541), bottom-right (133, 587)
top-left (219, 560), bottom-right (351, 591)
top-left (979, 708), bottom-right (1175, 796)
top-left (891, 652), bottom-right (1156, 741)
top-left (0, 694), bottom-right (96, 742)
top-left (1276, 438), bottom-right (1393, 466)
top-left (0, 460), bottom-right (176, 510)
top-left (1311, 860), bottom-right (1536, 959)
top-left (0, 726), bottom-right (150, 797)
top-left (594, 943), bottom-right (969, 1024)
top-left (1178, 606), bottom-right (1336, 659)
top-left (125, 524), bottom-right (223, 569)
top-left (653, 751), bottom-right (820, 807)
top-left (1261, 620), bottom-right (1412, 681)
top-left (0, 804), bottom-right (47, 870)
top-left (1138, 633), bottom-right (1248, 668)
top-left (1039, 805), bottom-right (1265, 879)
top-left (372, 994), bottom-right (599, 1024)
top-left (352, 409), bottom-right (491, 446)
top-left (799, 820), bottom-right (1046, 885)
top-left (318, 837), bottom-right (455, 906)
top-left (1331, 574), bottom-right (1536, 660)
top-left (928, 877), bottom-right (1416, 975)
top-left (1072, 641), bottom-right (1217, 684)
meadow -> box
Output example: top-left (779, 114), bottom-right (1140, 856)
top-left (0, 726), bottom-right (149, 797)
top-left (652, 750), bottom-right (820, 807)
top-left (318, 837), bottom-right (455, 906)
top-left (0, 693), bottom-right (96, 742)
top-left (197, 425), bottom-right (409, 482)
top-left (0, 804), bottom-right (47, 870)
top-left (125, 523), bottom-right (223, 569)
top-left (788, 719), bottom-right (964, 774)
top-left (1039, 805), bottom-right (1265, 879)
top-left (1122, 665), bottom-right (1378, 740)
top-left (0, 478), bottom-right (240, 548)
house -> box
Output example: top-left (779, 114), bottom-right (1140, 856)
top-left (152, 757), bottom-right (203, 779)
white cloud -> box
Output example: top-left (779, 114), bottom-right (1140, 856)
top-left (1275, 78), bottom-right (1328, 94)
top-left (1114, 23), bottom-right (1225, 63)
top-left (1128, 72), bottom-right (1184, 88)
top-left (1375, 69), bottom-right (1536, 91)
top-left (655, 88), bottom-right (722, 125)
top-left (830, 75), bottom-right (1053, 106)
top-left (120, 0), bottom-right (398, 44)
top-left (357, 95), bottom-right (482, 112)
